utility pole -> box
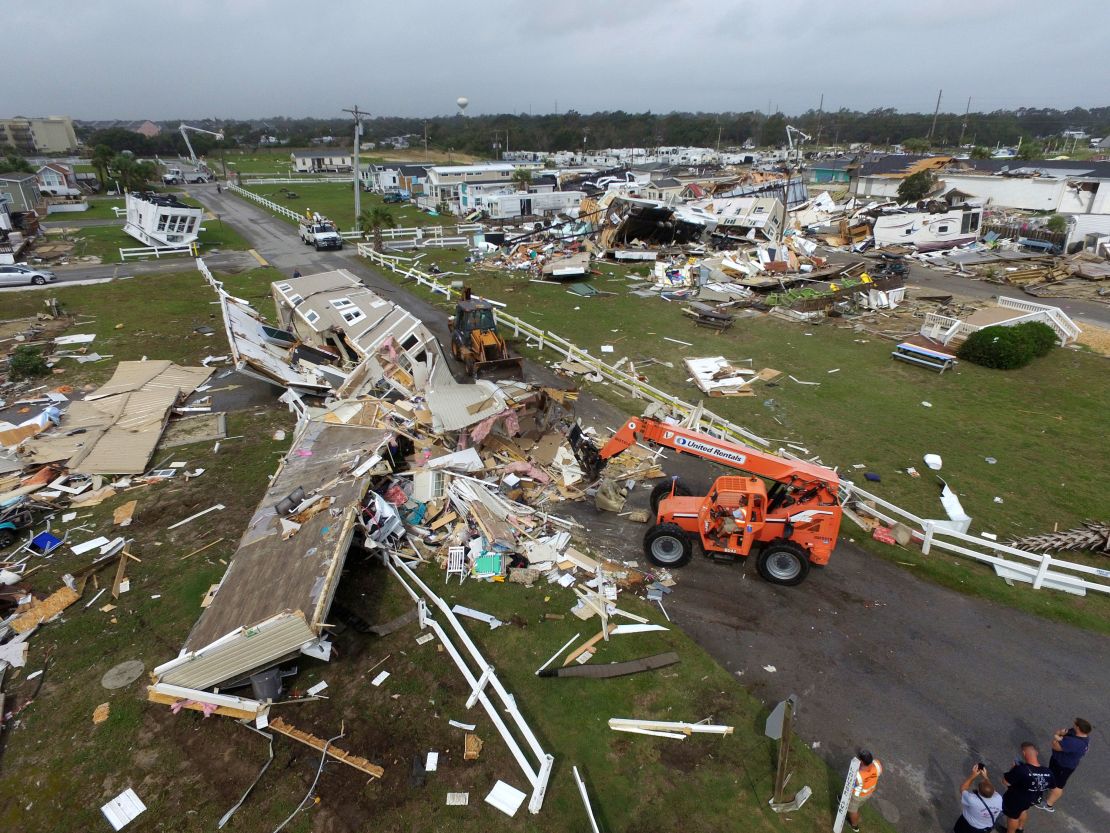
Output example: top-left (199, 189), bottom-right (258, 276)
top-left (424, 121), bottom-right (429, 162)
top-left (716, 124), bottom-right (723, 155)
top-left (343, 105), bottom-right (367, 226)
top-left (927, 89), bottom-right (943, 142)
top-left (815, 93), bottom-right (825, 147)
top-left (957, 96), bottom-right (971, 149)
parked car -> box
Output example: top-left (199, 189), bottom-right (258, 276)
top-left (0, 264), bottom-right (57, 286)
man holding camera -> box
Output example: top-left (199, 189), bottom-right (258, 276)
top-left (954, 764), bottom-right (1003, 833)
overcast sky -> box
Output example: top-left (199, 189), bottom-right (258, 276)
top-left (9, 0), bottom-right (1107, 121)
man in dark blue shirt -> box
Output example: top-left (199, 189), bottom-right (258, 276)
top-left (1002, 742), bottom-right (1053, 833)
top-left (1040, 717), bottom-right (1092, 813)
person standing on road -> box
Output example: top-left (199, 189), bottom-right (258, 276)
top-left (954, 764), bottom-right (1003, 833)
top-left (847, 749), bottom-right (882, 832)
top-left (1002, 743), bottom-right (1053, 833)
top-left (1040, 717), bottom-right (1091, 813)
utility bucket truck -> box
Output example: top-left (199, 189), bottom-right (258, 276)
top-left (298, 212), bottom-right (344, 250)
top-left (569, 415), bottom-right (843, 585)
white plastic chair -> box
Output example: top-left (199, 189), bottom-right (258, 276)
top-left (446, 545), bottom-right (467, 584)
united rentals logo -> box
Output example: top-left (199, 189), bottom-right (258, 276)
top-left (674, 436), bottom-right (747, 466)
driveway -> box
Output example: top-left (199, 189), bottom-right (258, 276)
top-left (192, 183), bottom-right (1110, 833)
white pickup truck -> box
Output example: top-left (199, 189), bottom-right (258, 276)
top-left (298, 216), bottom-right (344, 250)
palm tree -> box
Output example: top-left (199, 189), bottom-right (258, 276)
top-left (91, 144), bottom-right (114, 190)
top-left (358, 206), bottom-right (397, 252)
top-left (511, 167), bottom-right (533, 192)
top-left (110, 154), bottom-right (157, 192)
top-left (109, 154), bottom-right (137, 192)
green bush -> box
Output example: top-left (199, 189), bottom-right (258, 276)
top-left (958, 325), bottom-right (1036, 369)
top-left (8, 346), bottom-right (50, 380)
top-left (1013, 321), bottom-right (1058, 357)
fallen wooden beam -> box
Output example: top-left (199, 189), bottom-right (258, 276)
top-left (147, 683), bottom-right (265, 720)
top-left (562, 623), bottom-right (617, 666)
top-left (608, 717), bottom-right (734, 736)
top-left (540, 652), bottom-right (679, 679)
top-left (268, 717), bottom-right (384, 778)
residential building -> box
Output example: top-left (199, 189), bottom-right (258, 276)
top-left (36, 163), bottom-right (81, 196)
top-left (77, 119), bottom-right (162, 137)
top-left (0, 116), bottom-right (79, 154)
top-left (855, 155), bottom-right (1110, 214)
top-left (0, 172), bottom-right (48, 215)
top-left (291, 151), bottom-right (354, 173)
top-left (693, 196), bottom-right (786, 242)
top-left (641, 176), bottom-right (685, 202)
top-left (418, 163), bottom-right (539, 212)
top-left (366, 163), bottom-right (429, 195)
top-left (122, 192), bottom-right (205, 248)
top-left (270, 270), bottom-right (439, 397)
top-left (0, 200), bottom-right (31, 264)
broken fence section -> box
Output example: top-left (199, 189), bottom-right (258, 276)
top-left (841, 481), bottom-right (1110, 596)
top-left (358, 244), bottom-right (769, 448)
top-left (385, 551), bottom-right (554, 814)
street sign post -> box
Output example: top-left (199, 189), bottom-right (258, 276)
top-left (833, 756), bottom-right (861, 833)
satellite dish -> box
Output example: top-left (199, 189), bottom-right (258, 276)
top-left (457, 97), bottom-right (469, 114)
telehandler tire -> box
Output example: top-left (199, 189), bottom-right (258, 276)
top-left (644, 522), bottom-right (693, 568)
top-left (649, 477), bottom-right (694, 515)
top-left (757, 540), bottom-right (810, 586)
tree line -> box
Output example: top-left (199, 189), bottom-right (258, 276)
top-left (74, 107), bottom-right (1109, 158)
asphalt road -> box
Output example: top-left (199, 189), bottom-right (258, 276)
top-left (186, 183), bottom-right (1110, 833)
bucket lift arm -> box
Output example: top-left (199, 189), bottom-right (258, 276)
top-left (179, 124), bottom-right (225, 167)
top-left (570, 416), bottom-right (839, 502)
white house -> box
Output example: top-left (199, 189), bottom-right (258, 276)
top-left (418, 163), bottom-right (540, 212)
top-left (36, 163), bottom-right (81, 196)
top-left (122, 192), bottom-right (205, 248)
top-left (291, 151), bottom-right (354, 173)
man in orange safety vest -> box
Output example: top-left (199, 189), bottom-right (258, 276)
top-left (848, 749), bottom-right (883, 831)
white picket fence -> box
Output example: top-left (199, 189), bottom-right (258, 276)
top-left (119, 244), bottom-right (195, 260)
top-left (228, 183), bottom-right (482, 247)
top-left (352, 246), bottom-right (1110, 598)
top-left (357, 244), bottom-right (770, 448)
top-left (227, 182), bottom-right (304, 222)
top-left (238, 176), bottom-right (354, 185)
top-left (841, 482), bottom-right (1110, 596)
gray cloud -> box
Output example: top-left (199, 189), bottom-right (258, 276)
top-left (7, 0), bottom-right (1106, 120)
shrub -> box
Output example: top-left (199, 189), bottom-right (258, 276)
top-left (958, 325), bottom-right (1037, 369)
top-left (8, 346), bottom-right (50, 380)
top-left (1013, 321), bottom-right (1058, 357)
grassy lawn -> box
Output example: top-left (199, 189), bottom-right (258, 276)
top-left (224, 147), bottom-right (484, 177)
top-left (45, 209), bottom-right (251, 264)
top-left (46, 197), bottom-right (123, 223)
top-left (1, 267), bottom-right (283, 385)
top-left (365, 248), bottom-right (1110, 632)
top-left (0, 264), bottom-right (886, 833)
top-left (241, 181), bottom-right (444, 231)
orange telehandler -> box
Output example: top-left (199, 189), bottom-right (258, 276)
top-left (569, 416), bottom-right (843, 585)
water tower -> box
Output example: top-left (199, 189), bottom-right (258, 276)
top-left (457, 97), bottom-right (469, 116)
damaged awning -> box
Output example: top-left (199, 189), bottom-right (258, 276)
top-left (19, 361), bottom-right (212, 474)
